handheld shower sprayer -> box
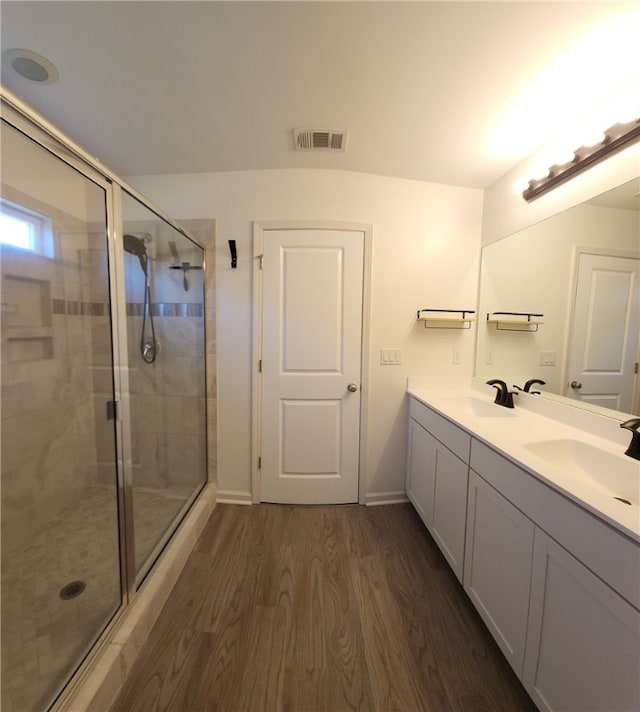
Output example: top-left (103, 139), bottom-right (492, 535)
top-left (123, 233), bottom-right (157, 364)
top-left (123, 233), bottom-right (149, 275)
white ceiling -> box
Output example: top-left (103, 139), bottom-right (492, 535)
top-left (1, 1), bottom-right (638, 188)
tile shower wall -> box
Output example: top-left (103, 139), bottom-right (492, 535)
top-left (122, 224), bottom-right (209, 497)
top-left (1, 189), bottom-right (114, 547)
top-left (1, 181), bottom-right (121, 711)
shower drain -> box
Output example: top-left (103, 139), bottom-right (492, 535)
top-left (59, 580), bottom-right (86, 600)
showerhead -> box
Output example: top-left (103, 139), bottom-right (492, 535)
top-left (123, 233), bottom-right (149, 275)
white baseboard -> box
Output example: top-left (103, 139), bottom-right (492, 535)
top-left (365, 491), bottom-right (409, 506)
top-left (216, 489), bottom-right (253, 505)
top-left (216, 490), bottom-right (408, 507)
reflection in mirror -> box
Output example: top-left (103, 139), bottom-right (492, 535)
top-left (476, 178), bottom-right (640, 418)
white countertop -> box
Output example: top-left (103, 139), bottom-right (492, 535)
top-left (407, 379), bottom-right (640, 543)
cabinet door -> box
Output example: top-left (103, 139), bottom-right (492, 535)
top-left (406, 418), bottom-right (436, 527)
top-left (523, 529), bottom-right (640, 712)
top-left (464, 470), bottom-right (535, 677)
top-left (431, 443), bottom-right (468, 581)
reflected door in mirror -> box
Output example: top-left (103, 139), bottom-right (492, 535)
top-left (566, 252), bottom-right (639, 413)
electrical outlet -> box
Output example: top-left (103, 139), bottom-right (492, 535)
top-left (485, 351), bottom-right (494, 364)
top-left (452, 348), bottom-right (461, 364)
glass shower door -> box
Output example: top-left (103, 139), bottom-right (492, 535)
top-left (0, 120), bottom-right (122, 710)
top-left (121, 192), bottom-right (207, 587)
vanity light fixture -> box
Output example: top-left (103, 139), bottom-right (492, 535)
top-left (522, 117), bottom-right (640, 202)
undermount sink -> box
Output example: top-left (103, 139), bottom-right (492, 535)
top-left (523, 438), bottom-right (640, 507)
top-left (440, 395), bottom-right (517, 418)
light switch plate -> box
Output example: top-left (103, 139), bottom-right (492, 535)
top-left (380, 349), bottom-right (402, 365)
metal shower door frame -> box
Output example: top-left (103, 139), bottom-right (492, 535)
top-left (0, 89), bottom-right (210, 702)
top-left (0, 93), bottom-right (132, 706)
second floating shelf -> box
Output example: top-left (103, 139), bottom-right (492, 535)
top-left (486, 311), bottom-right (544, 332)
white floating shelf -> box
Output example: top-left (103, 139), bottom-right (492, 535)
top-left (487, 312), bottom-right (544, 332)
top-left (417, 309), bottom-right (476, 329)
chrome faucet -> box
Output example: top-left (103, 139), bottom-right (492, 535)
top-left (620, 418), bottom-right (640, 461)
top-left (486, 379), bottom-right (517, 408)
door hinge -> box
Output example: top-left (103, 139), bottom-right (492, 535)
top-left (258, 457), bottom-right (262, 469)
top-left (635, 362), bottom-right (639, 375)
top-left (258, 253), bottom-right (264, 270)
top-left (106, 400), bottom-right (118, 421)
top-left (258, 359), bottom-right (262, 373)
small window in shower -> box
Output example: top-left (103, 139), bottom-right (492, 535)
top-left (0, 198), bottom-right (54, 257)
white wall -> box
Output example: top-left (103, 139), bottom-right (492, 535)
top-left (127, 169), bottom-right (483, 502)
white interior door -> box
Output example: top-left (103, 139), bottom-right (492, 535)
top-left (566, 253), bottom-right (639, 412)
top-left (258, 227), bottom-right (364, 504)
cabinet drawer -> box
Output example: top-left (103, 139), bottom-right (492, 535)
top-left (471, 438), bottom-right (640, 610)
top-left (409, 397), bottom-right (470, 463)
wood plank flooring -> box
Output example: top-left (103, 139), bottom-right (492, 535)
top-left (111, 503), bottom-right (536, 712)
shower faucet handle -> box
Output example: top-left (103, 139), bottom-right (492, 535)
top-left (142, 340), bottom-right (158, 363)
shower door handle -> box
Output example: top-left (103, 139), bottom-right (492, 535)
top-left (106, 400), bottom-right (118, 421)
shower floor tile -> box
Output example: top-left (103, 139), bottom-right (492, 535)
top-left (1, 484), bottom-right (191, 711)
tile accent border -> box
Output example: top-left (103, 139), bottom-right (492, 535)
top-left (53, 299), bottom-right (106, 316)
top-left (51, 299), bottom-right (204, 317)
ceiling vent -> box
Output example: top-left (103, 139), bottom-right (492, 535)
top-left (293, 129), bottom-right (349, 152)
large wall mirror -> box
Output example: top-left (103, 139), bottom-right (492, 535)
top-left (475, 177), bottom-right (640, 418)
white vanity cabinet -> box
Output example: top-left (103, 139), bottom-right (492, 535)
top-left (406, 418), bottom-right (436, 527)
top-left (406, 398), bottom-right (470, 581)
top-left (470, 439), bottom-right (640, 712)
top-left (464, 470), bottom-right (534, 676)
top-left (523, 528), bottom-right (640, 712)
top-left (406, 389), bottom-right (640, 711)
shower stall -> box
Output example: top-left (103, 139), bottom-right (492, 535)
top-left (0, 93), bottom-right (209, 710)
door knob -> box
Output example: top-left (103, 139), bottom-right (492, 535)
top-left (570, 380), bottom-right (583, 390)
top-left (347, 383), bottom-right (358, 392)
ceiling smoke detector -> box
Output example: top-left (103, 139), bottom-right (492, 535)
top-left (293, 129), bottom-right (349, 152)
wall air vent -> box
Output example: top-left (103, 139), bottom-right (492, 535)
top-left (293, 129), bottom-right (349, 152)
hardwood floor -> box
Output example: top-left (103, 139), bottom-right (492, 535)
top-left (111, 503), bottom-right (536, 712)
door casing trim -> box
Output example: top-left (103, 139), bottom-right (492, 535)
top-left (251, 220), bottom-right (373, 505)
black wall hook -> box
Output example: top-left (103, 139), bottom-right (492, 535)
top-left (228, 239), bottom-right (237, 269)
